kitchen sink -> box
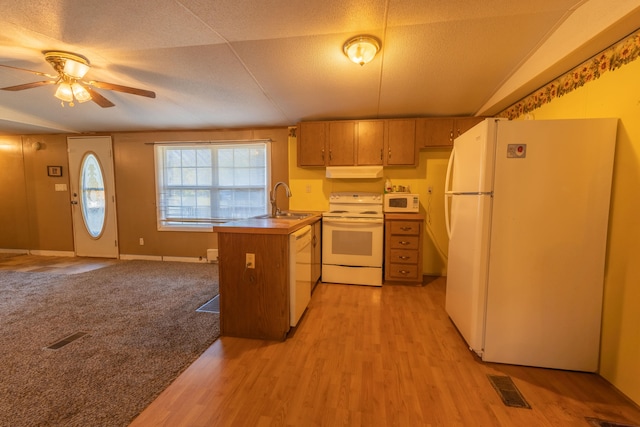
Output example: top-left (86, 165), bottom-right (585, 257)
top-left (255, 212), bottom-right (313, 220)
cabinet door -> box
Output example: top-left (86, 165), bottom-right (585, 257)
top-left (416, 118), bottom-right (455, 147)
top-left (327, 121), bottom-right (355, 166)
top-left (385, 119), bottom-right (417, 166)
top-left (297, 122), bottom-right (327, 166)
top-left (356, 120), bottom-right (384, 165)
top-left (454, 117), bottom-right (484, 139)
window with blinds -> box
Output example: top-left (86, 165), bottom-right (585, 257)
top-left (154, 141), bottom-right (270, 231)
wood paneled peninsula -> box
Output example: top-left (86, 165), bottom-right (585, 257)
top-left (213, 213), bottom-right (322, 341)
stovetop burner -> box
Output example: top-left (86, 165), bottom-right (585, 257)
top-left (323, 192), bottom-right (384, 219)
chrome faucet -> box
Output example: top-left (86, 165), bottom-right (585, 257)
top-left (270, 181), bottom-right (292, 216)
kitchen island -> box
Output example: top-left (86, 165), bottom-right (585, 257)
top-left (213, 213), bottom-right (321, 341)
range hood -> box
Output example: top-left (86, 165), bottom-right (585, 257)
top-left (325, 166), bottom-right (383, 179)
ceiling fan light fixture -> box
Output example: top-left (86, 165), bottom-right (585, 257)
top-left (343, 35), bottom-right (381, 66)
top-left (54, 82), bottom-right (74, 102)
top-left (44, 51), bottom-right (91, 78)
top-left (72, 83), bottom-right (91, 103)
top-left (64, 59), bottom-right (90, 79)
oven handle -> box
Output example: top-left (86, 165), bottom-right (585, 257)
top-left (323, 218), bottom-right (384, 225)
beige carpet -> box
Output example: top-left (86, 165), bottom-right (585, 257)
top-left (0, 260), bottom-right (220, 427)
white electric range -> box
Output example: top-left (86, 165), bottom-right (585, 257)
top-left (321, 192), bottom-right (384, 286)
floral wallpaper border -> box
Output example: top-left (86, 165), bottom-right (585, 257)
top-left (498, 28), bottom-right (640, 120)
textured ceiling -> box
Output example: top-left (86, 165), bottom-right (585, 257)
top-left (0, 0), bottom-right (639, 135)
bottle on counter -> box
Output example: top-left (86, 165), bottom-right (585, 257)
top-left (385, 179), bottom-right (392, 193)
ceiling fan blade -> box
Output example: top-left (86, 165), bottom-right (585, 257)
top-left (88, 80), bottom-right (156, 98)
top-left (83, 86), bottom-right (115, 108)
top-left (1, 80), bottom-right (56, 91)
top-left (0, 64), bottom-right (57, 78)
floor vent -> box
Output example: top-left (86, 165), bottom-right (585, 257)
top-left (586, 417), bottom-right (640, 427)
top-left (197, 295), bottom-right (219, 313)
top-left (46, 331), bottom-right (89, 350)
top-left (487, 374), bottom-right (531, 409)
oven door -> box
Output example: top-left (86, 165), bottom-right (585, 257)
top-left (322, 217), bottom-right (384, 267)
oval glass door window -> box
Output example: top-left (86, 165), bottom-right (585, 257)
top-left (80, 153), bottom-right (106, 238)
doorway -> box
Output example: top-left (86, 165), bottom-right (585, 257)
top-left (67, 136), bottom-right (118, 258)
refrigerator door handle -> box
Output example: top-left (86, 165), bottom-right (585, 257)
top-left (445, 193), bottom-right (452, 239)
top-left (444, 148), bottom-right (455, 239)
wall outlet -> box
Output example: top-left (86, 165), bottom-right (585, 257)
top-left (246, 253), bottom-right (255, 269)
top-left (139, 237), bottom-right (144, 245)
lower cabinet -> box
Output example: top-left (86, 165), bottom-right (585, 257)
top-left (384, 213), bottom-right (425, 284)
top-left (217, 232), bottom-right (290, 340)
top-left (216, 218), bottom-right (322, 341)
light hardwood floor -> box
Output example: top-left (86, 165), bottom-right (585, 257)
top-left (0, 253), bottom-right (117, 274)
top-left (3, 255), bottom-right (638, 426)
top-left (130, 276), bottom-right (640, 427)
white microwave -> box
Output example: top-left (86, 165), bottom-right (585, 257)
top-left (383, 193), bottom-right (420, 213)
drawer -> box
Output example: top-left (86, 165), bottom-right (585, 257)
top-left (389, 249), bottom-right (419, 264)
top-left (389, 221), bottom-right (421, 235)
top-left (388, 235), bottom-right (420, 250)
top-left (386, 263), bottom-right (419, 280)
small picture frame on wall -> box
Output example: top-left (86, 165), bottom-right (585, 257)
top-left (47, 166), bottom-right (63, 177)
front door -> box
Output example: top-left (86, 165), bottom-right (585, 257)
top-left (67, 136), bottom-right (118, 258)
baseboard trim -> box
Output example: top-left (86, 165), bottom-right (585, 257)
top-left (29, 250), bottom-right (75, 257)
top-left (119, 254), bottom-right (163, 261)
top-left (119, 254), bottom-right (207, 263)
top-left (0, 249), bottom-right (29, 255)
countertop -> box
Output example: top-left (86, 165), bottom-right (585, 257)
top-left (212, 212), bottom-right (322, 235)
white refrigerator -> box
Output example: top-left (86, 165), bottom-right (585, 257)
top-left (444, 117), bottom-right (617, 372)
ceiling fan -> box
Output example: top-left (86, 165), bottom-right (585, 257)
top-left (0, 51), bottom-right (156, 108)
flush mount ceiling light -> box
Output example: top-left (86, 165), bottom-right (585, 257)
top-left (343, 35), bottom-right (381, 66)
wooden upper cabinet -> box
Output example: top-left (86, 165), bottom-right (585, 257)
top-left (416, 118), bottom-right (455, 148)
top-left (416, 117), bottom-right (484, 148)
top-left (356, 120), bottom-right (384, 165)
top-left (297, 122), bottom-right (327, 166)
top-left (298, 116), bottom-right (480, 166)
top-left (327, 121), bottom-right (356, 166)
top-left (455, 117), bottom-right (485, 138)
top-left (384, 119), bottom-right (417, 166)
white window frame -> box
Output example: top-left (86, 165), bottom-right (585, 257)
top-left (154, 140), bottom-right (271, 232)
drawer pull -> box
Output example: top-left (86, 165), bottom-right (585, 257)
top-left (399, 270), bottom-right (410, 275)
top-left (400, 226), bottom-right (413, 231)
top-left (399, 241), bottom-right (410, 245)
top-left (398, 256), bottom-right (410, 260)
